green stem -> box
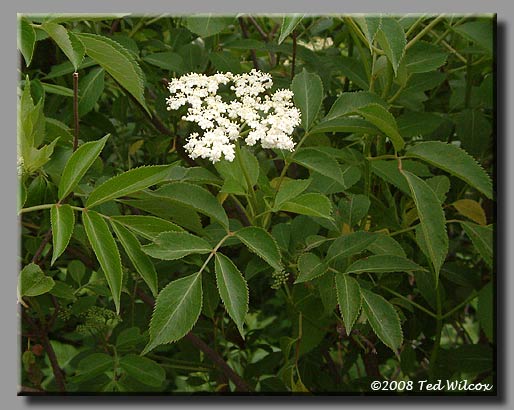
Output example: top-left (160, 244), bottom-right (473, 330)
top-left (235, 142), bottom-right (258, 221)
top-left (388, 225), bottom-right (417, 237)
top-left (128, 17), bottom-right (146, 38)
top-left (366, 154), bottom-right (399, 161)
top-left (381, 286), bottom-right (437, 319)
top-left (405, 14), bottom-right (428, 38)
top-left (19, 203), bottom-right (54, 214)
top-left (275, 131), bottom-right (310, 192)
top-left (428, 282), bottom-right (443, 382)
top-left (406, 15), bottom-right (445, 50)
top-left (387, 77), bottom-right (411, 104)
top-left (369, 48), bottom-right (377, 93)
top-left (464, 51), bottom-right (473, 108)
top-left (441, 291), bottom-right (478, 320)
top-left (198, 233), bottom-right (233, 275)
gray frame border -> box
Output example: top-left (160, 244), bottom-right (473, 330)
top-left (3, 1), bottom-right (512, 409)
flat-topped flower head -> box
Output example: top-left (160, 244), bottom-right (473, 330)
top-left (166, 70), bottom-right (301, 163)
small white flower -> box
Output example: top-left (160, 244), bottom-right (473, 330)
top-left (166, 70), bottom-right (301, 163)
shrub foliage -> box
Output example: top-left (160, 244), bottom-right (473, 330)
top-left (18, 14), bottom-right (494, 393)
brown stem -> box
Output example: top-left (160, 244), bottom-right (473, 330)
top-left (65, 247), bottom-right (96, 269)
top-left (238, 17), bottom-right (259, 70)
top-left (22, 309), bottom-right (66, 392)
top-left (322, 350), bottom-right (341, 387)
top-left (149, 114), bottom-right (196, 167)
top-left (72, 72), bottom-right (79, 151)
top-left (269, 23), bottom-right (280, 40)
top-left (248, 17), bottom-right (268, 40)
top-left (363, 351), bottom-right (380, 378)
top-left (291, 31), bottom-right (297, 80)
top-left (109, 19), bottom-right (120, 35)
top-left (185, 333), bottom-right (251, 392)
top-left (135, 289), bottom-right (252, 392)
top-left (248, 17), bottom-right (277, 67)
top-left (41, 332), bottom-right (66, 392)
top-left (31, 230), bottom-right (52, 264)
top-left (19, 385), bottom-right (45, 394)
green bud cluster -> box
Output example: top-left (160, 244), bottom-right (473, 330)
top-left (271, 270), bottom-right (290, 289)
top-left (75, 306), bottom-right (120, 335)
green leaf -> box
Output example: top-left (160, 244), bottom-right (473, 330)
top-left (44, 57), bottom-right (97, 79)
top-left (178, 43), bottom-right (207, 72)
top-left (311, 117), bottom-right (378, 135)
top-left (397, 111), bottom-right (444, 138)
top-left (278, 14), bottom-right (304, 44)
top-left (326, 231), bottom-right (376, 263)
top-left (142, 232), bottom-right (211, 261)
top-left (79, 67), bottom-right (105, 116)
top-left (75, 33), bottom-right (149, 115)
top-left (337, 56), bottom-right (370, 89)
top-left (83, 210), bottom-right (123, 313)
top-left (86, 165), bottom-right (171, 208)
top-left (375, 18), bottom-right (406, 75)
top-left (453, 199), bottom-right (486, 226)
top-left (354, 104), bottom-right (404, 151)
top-left (40, 14), bottom-right (130, 24)
top-left (116, 327), bottom-right (147, 350)
top-left (58, 134), bottom-right (109, 200)
top-left (40, 82), bottom-right (73, 97)
top-left (401, 170), bottom-right (448, 279)
top-left (215, 147), bottom-right (259, 195)
top-left (338, 194), bottom-right (370, 227)
top-left (73, 353), bottom-right (113, 383)
top-left (367, 234), bottom-right (407, 258)
top-left (143, 52), bottom-right (185, 73)
top-left (49, 281), bottom-right (76, 301)
top-left (461, 222), bottom-right (493, 268)
top-left (184, 15), bottom-right (233, 38)
top-left (293, 148), bottom-right (344, 184)
top-left (18, 17), bottom-right (36, 66)
top-left (405, 72), bottom-right (446, 93)
top-left (477, 282), bottom-right (493, 341)
top-left (291, 69), bottom-right (323, 131)
top-left (322, 91), bottom-right (387, 122)
top-left (274, 179), bottom-right (311, 209)
top-left (111, 220), bottom-right (158, 297)
top-left (23, 140), bottom-right (59, 174)
top-left (345, 255), bottom-right (425, 274)
top-left (453, 20), bottom-right (493, 54)
top-left (119, 197), bottom-right (203, 234)
top-left (454, 109), bottom-right (492, 158)
top-left (143, 272), bottom-right (202, 354)
top-left (152, 182), bottom-right (229, 230)
top-left (295, 253), bottom-right (328, 284)
top-left (18, 263), bottom-right (55, 299)
top-left (335, 273), bottom-right (361, 334)
top-left (370, 159), bottom-right (411, 194)
top-left (405, 141), bottom-right (493, 199)
top-left (360, 288), bottom-right (403, 352)
top-left (235, 227), bottom-right (282, 271)
top-left (280, 193), bottom-right (332, 219)
top-left (40, 23), bottom-right (85, 70)
top-left (353, 16), bottom-right (382, 50)
top-left (209, 51), bottom-right (243, 74)
top-left (405, 41), bottom-right (448, 73)
top-left (50, 204), bottom-right (75, 265)
top-left (110, 215), bottom-right (182, 241)
top-left (119, 354), bottom-right (165, 387)
top-left (215, 253), bottom-right (249, 336)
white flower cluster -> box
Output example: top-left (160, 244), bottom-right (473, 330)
top-left (166, 70), bottom-right (301, 163)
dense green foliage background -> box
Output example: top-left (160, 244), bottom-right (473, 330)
top-left (18, 14), bottom-right (494, 394)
